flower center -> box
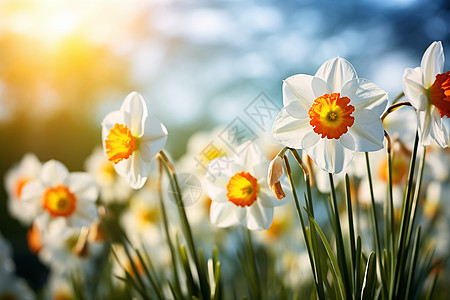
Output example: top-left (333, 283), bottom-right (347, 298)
top-left (42, 185), bottom-right (77, 218)
top-left (430, 71), bottom-right (450, 118)
top-left (105, 123), bottom-right (137, 164)
top-left (226, 171), bottom-right (259, 207)
top-left (15, 176), bottom-right (30, 199)
top-left (308, 93), bottom-right (355, 139)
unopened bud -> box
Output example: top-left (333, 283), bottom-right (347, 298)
top-left (268, 156), bottom-right (285, 200)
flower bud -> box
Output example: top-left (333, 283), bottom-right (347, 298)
top-left (268, 156), bottom-right (285, 200)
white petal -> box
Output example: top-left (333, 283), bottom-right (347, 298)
top-left (282, 74), bottom-right (316, 108)
top-left (120, 92), bottom-right (149, 137)
top-left (125, 154), bottom-right (151, 189)
top-left (301, 131), bottom-right (320, 149)
top-left (421, 41), bottom-right (444, 88)
top-left (429, 106), bottom-right (449, 147)
top-left (417, 107), bottom-right (433, 146)
top-left (236, 143), bottom-right (267, 172)
top-left (348, 109), bottom-right (385, 151)
top-left (205, 157), bottom-right (236, 181)
top-left (203, 178), bottom-right (228, 203)
top-left (339, 133), bottom-right (355, 151)
top-left (315, 57), bottom-right (358, 92)
top-left (304, 138), bottom-right (354, 174)
top-left (66, 173), bottom-right (99, 202)
top-left (21, 180), bottom-right (45, 205)
top-left (113, 158), bottom-right (131, 178)
top-left (272, 106), bottom-right (312, 149)
top-left (342, 78), bottom-right (388, 116)
top-left (285, 100), bottom-right (309, 119)
top-left (41, 160), bottom-right (69, 187)
top-left (247, 203), bottom-right (273, 230)
top-left (311, 76), bottom-right (332, 98)
top-left (210, 202), bottom-right (238, 228)
top-left (140, 116), bottom-right (168, 162)
top-left (236, 206), bottom-right (246, 223)
top-left (403, 67), bottom-right (427, 110)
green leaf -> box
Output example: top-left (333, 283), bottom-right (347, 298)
top-left (305, 209), bottom-right (346, 300)
top-left (361, 252), bottom-right (377, 300)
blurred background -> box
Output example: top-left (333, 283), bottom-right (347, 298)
top-left (0, 0), bottom-right (449, 290)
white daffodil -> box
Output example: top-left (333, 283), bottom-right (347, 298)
top-left (85, 147), bottom-right (132, 204)
top-left (273, 57), bottom-right (388, 174)
top-left (101, 92), bottom-right (168, 189)
top-left (204, 143), bottom-right (288, 230)
top-left (21, 160), bottom-right (99, 233)
top-left (403, 41), bottom-right (450, 147)
top-left (4, 153), bottom-right (42, 225)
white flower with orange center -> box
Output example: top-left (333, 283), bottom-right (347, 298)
top-left (273, 57), bottom-right (388, 174)
top-left (21, 160), bottom-right (99, 232)
top-left (101, 92), bottom-right (168, 189)
top-left (4, 153), bottom-right (42, 226)
top-left (204, 143), bottom-right (288, 230)
top-left (403, 41), bottom-right (450, 147)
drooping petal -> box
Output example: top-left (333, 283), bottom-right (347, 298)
top-left (304, 138), bottom-right (354, 174)
top-left (66, 173), bottom-right (99, 202)
top-left (429, 106), bottom-right (449, 147)
top-left (282, 74), bottom-right (316, 108)
top-left (315, 57), bottom-right (358, 92)
top-left (247, 202), bottom-right (273, 230)
top-left (120, 92), bottom-right (149, 137)
top-left (41, 160), bottom-right (69, 187)
top-left (417, 107), bottom-right (433, 146)
top-left (140, 116), bottom-right (168, 162)
top-left (403, 67), bottom-right (427, 110)
top-left (210, 201), bottom-right (238, 227)
top-left (342, 78), bottom-right (388, 116)
top-left (272, 106), bottom-right (312, 149)
top-left (126, 154), bottom-right (151, 189)
top-left (348, 109), bottom-right (385, 151)
top-left (421, 41), bottom-right (444, 88)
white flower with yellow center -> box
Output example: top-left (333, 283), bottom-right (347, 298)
top-left (85, 147), bottom-right (132, 204)
top-left (4, 153), bottom-right (42, 226)
top-left (204, 143), bottom-right (288, 230)
top-left (403, 41), bottom-right (450, 147)
top-left (101, 92), bottom-right (168, 189)
top-left (273, 57), bottom-right (388, 174)
top-left (21, 160), bottom-right (99, 232)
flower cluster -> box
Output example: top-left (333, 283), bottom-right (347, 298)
top-left (2, 42), bottom-right (450, 299)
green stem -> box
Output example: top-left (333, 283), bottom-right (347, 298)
top-left (328, 173), bottom-right (352, 299)
top-left (158, 150), bottom-right (209, 300)
top-left (157, 160), bottom-right (183, 298)
top-left (283, 156), bottom-right (325, 300)
top-left (245, 229), bottom-right (262, 300)
top-left (390, 132), bottom-right (419, 299)
top-left (364, 152), bottom-right (386, 298)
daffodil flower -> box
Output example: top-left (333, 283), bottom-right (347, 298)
top-left (272, 57), bottom-right (388, 174)
top-left (403, 41), bottom-right (450, 147)
top-left (4, 153), bottom-right (42, 225)
top-left (101, 92), bottom-right (168, 189)
top-left (21, 160), bottom-right (99, 233)
top-left (204, 143), bottom-right (288, 230)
